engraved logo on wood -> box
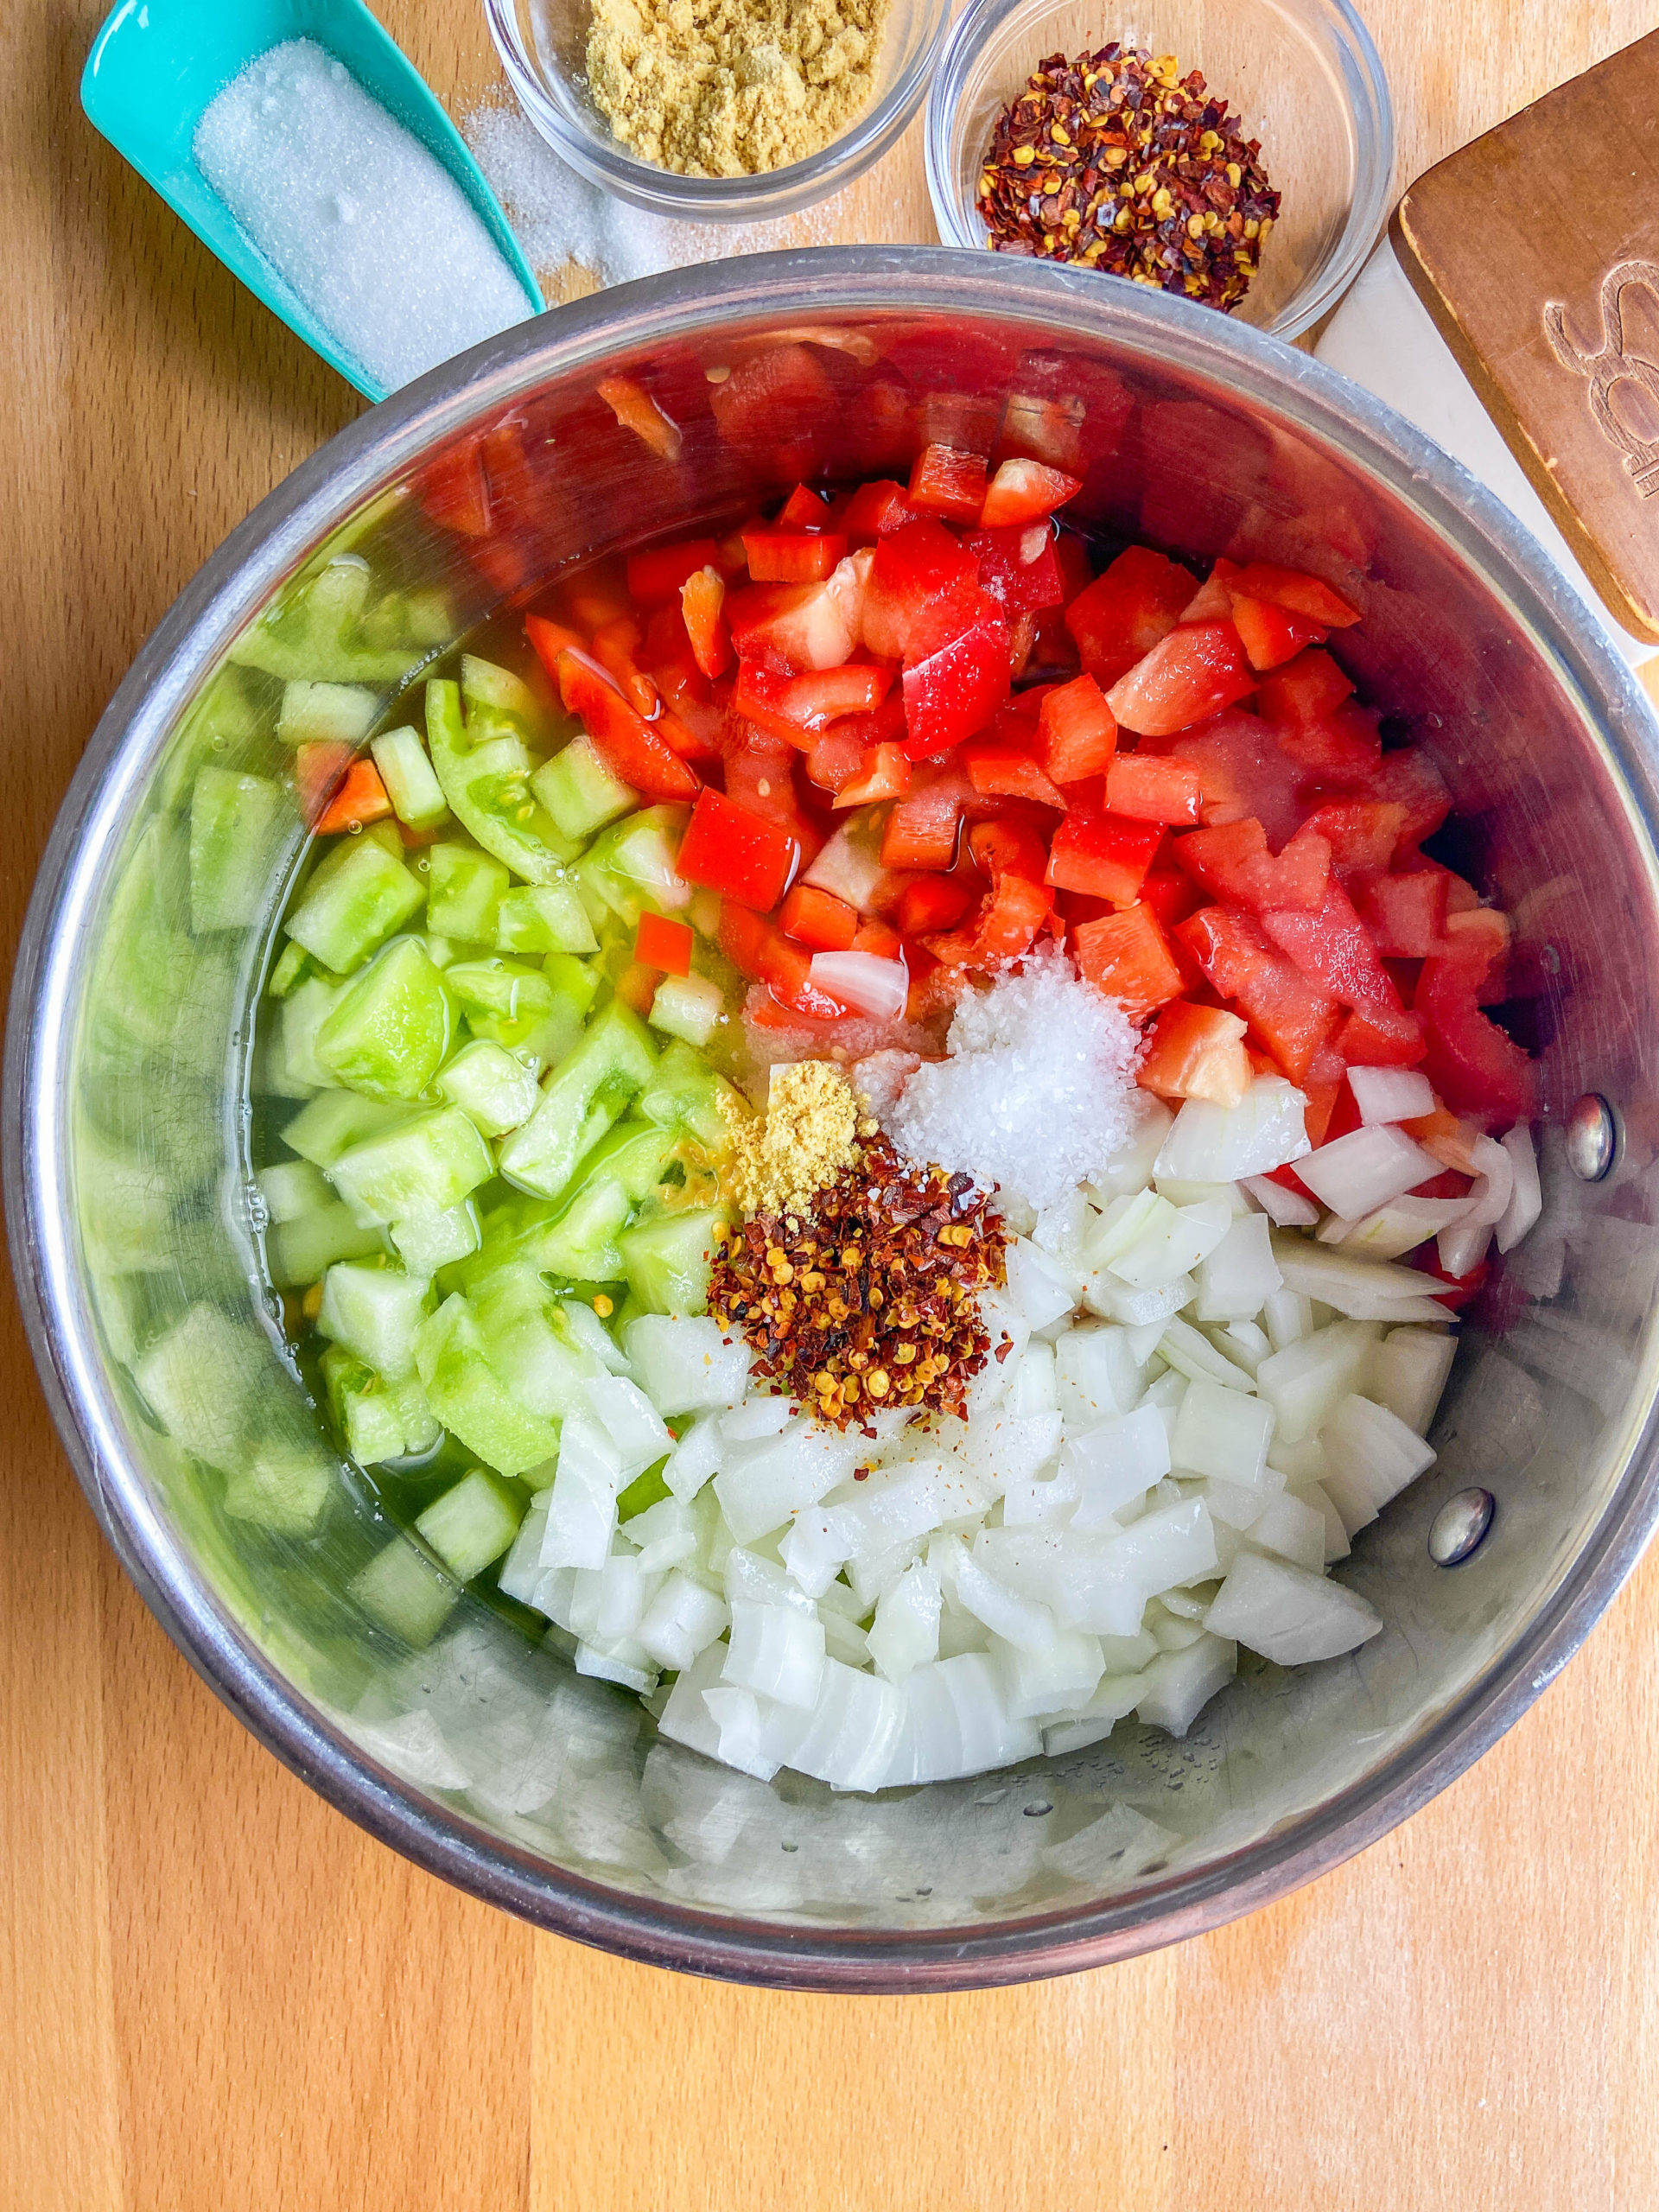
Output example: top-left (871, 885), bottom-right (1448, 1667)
top-left (1545, 260), bottom-right (1659, 499)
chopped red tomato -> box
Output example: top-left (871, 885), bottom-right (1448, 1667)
top-left (680, 566), bottom-right (730, 679)
top-left (1225, 562), bottom-right (1362, 628)
top-left (1414, 951), bottom-right (1536, 1125)
top-left (1230, 595), bottom-right (1328, 672)
top-left (833, 741), bottom-right (912, 807)
top-left (1356, 868), bottom-right (1448, 957)
top-left (626, 538), bottom-right (722, 607)
top-left (1300, 800), bottom-right (1408, 875)
top-left (1255, 647), bottom-right (1354, 729)
top-left (677, 786), bottom-right (798, 911)
top-left (908, 442), bottom-right (989, 524)
top-left (804, 725), bottom-right (869, 793)
top-left (924, 872), bottom-right (1051, 968)
top-left (1173, 817), bottom-right (1331, 913)
top-left (1046, 811), bottom-right (1164, 904)
top-left (1136, 1001), bottom-right (1252, 1106)
top-left (1037, 673), bottom-right (1117, 785)
top-left (1335, 1001), bottom-right (1427, 1067)
top-left (897, 875), bottom-right (976, 936)
top-left (1370, 748), bottom-right (1452, 850)
top-left (1177, 906), bottom-right (1342, 1083)
top-left (312, 753), bottom-right (391, 835)
top-left (1261, 881), bottom-right (1403, 1012)
top-left (1065, 547), bottom-right (1194, 685)
top-left (1073, 903), bottom-right (1185, 1020)
top-left (555, 650), bottom-right (700, 802)
top-left (1107, 621), bottom-right (1256, 736)
top-left (979, 455), bottom-right (1082, 528)
top-left (969, 817), bottom-right (1049, 885)
top-left (741, 529), bottom-right (849, 582)
top-left (1104, 753), bottom-right (1205, 826)
top-left (901, 607), bottom-right (1010, 759)
top-left (634, 911), bottom-right (694, 976)
top-left (963, 743), bottom-right (1068, 809)
top-left (726, 576), bottom-right (857, 674)
top-left (779, 882), bottom-right (859, 950)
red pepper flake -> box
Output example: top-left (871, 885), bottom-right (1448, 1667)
top-left (975, 45), bottom-right (1280, 312)
top-left (707, 1133), bottom-right (1007, 1430)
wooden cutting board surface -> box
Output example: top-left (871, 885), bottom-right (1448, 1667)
top-left (4, 6), bottom-right (1659, 2208)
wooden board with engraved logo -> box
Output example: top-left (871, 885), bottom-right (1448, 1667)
top-left (1392, 30), bottom-right (1659, 639)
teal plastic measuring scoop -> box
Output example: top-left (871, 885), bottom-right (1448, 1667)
top-left (82, 0), bottom-right (545, 404)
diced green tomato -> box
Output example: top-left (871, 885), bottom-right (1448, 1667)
top-left (284, 837), bottom-right (424, 976)
top-left (637, 1040), bottom-right (748, 1147)
top-left (531, 734), bottom-right (638, 840)
top-left (317, 1261), bottom-right (431, 1379)
top-left (276, 680), bottom-right (378, 747)
top-left (617, 1208), bottom-right (724, 1316)
top-left (282, 1090), bottom-right (412, 1167)
top-left (426, 842), bottom-right (509, 944)
top-left (534, 1176), bottom-right (632, 1281)
top-left (648, 973), bottom-right (724, 1049)
top-left (416, 1467), bottom-right (525, 1580)
top-left (281, 976), bottom-right (344, 1090)
top-left (266, 1203), bottom-right (385, 1287)
top-left (329, 1107), bottom-right (494, 1225)
top-left (349, 1536), bottom-right (458, 1645)
top-left (256, 1157), bottom-right (333, 1223)
top-left (445, 957), bottom-right (580, 1063)
top-left (496, 1001), bottom-right (658, 1201)
top-left (323, 1346), bottom-right (408, 1464)
top-left (425, 679), bottom-right (580, 887)
top-left (579, 805), bottom-right (692, 929)
top-left (233, 558), bottom-right (423, 687)
top-left (222, 1441), bottom-right (336, 1536)
top-left (391, 1203), bottom-right (480, 1274)
top-left (677, 787), bottom-right (798, 911)
top-left (189, 767), bottom-right (290, 934)
top-left (437, 1039), bottom-right (542, 1135)
top-left (461, 653), bottom-right (548, 732)
top-left (545, 950), bottom-right (602, 1027)
top-left (495, 881), bottom-right (598, 957)
top-left (267, 940), bottom-right (315, 999)
top-left (315, 938), bottom-right (455, 1102)
top-left (467, 1264), bottom-right (611, 1416)
top-left (370, 725), bottom-right (450, 832)
top-left (572, 1119), bottom-right (688, 1206)
top-left (415, 1294), bottom-right (563, 1477)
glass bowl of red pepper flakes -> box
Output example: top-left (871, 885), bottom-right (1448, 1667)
top-left (925, 0), bottom-right (1392, 341)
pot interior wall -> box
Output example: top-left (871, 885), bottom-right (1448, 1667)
top-left (51, 288), bottom-right (1659, 1955)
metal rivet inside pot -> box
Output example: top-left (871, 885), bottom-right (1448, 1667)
top-left (1429, 1487), bottom-right (1495, 1567)
top-left (1566, 1093), bottom-right (1616, 1180)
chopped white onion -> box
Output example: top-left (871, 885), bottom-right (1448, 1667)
top-left (1243, 1173), bottom-right (1319, 1227)
top-left (1497, 1123), bottom-right (1542, 1252)
top-left (807, 949), bottom-right (909, 1020)
top-left (1345, 1066), bottom-right (1436, 1124)
top-left (1297, 1124), bottom-right (1440, 1219)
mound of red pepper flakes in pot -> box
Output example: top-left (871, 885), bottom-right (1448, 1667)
top-left (708, 1118), bottom-right (1007, 1432)
top-left (977, 44), bottom-right (1280, 308)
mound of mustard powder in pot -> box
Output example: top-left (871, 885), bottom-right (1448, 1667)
top-left (586, 0), bottom-right (893, 178)
top-left (722, 1059), bottom-right (861, 1217)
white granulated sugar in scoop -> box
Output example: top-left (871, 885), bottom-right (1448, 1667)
top-left (194, 41), bottom-right (531, 393)
top-left (879, 950), bottom-right (1144, 1211)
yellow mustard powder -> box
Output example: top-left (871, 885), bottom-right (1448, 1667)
top-left (723, 1060), bottom-right (861, 1217)
top-left (585, 0), bottom-right (893, 178)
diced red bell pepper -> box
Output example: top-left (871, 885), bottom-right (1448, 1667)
top-left (726, 577), bottom-right (858, 675)
top-left (556, 650), bottom-right (700, 802)
top-left (1261, 880), bottom-right (1403, 1012)
top-left (908, 442), bottom-right (990, 524)
top-left (1441, 906), bottom-right (1513, 998)
top-left (1104, 753), bottom-right (1205, 826)
top-left (833, 741), bottom-right (912, 808)
top-left (1065, 547), bottom-right (1195, 685)
top-left (1225, 562), bottom-right (1363, 628)
top-left (1335, 1001), bottom-right (1427, 1067)
top-left (902, 606), bottom-right (1011, 758)
top-left (718, 901), bottom-right (849, 1021)
top-left (776, 483), bottom-right (831, 529)
top-left (613, 962), bottom-right (662, 1017)
top-left (853, 917), bottom-right (903, 958)
top-left (969, 817), bottom-right (1049, 885)
top-left (1274, 701), bottom-right (1382, 782)
top-left (596, 374), bottom-right (682, 463)
top-left (862, 519), bottom-right (982, 663)
top-left (590, 616), bottom-right (658, 715)
top-left (1073, 903), bottom-right (1185, 1021)
top-left (296, 740), bottom-right (356, 826)
top-left (804, 724), bottom-right (870, 793)
top-left (1173, 817), bottom-right (1331, 913)
top-left (720, 740), bottom-right (819, 862)
top-left (1107, 621), bottom-right (1256, 736)
top-left (962, 523), bottom-right (1065, 617)
top-left (1300, 800), bottom-right (1409, 875)
top-left (1141, 865), bottom-right (1206, 931)
top-left (421, 444), bottom-right (492, 537)
top-left (897, 875), bottom-right (976, 936)
top-left (1037, 673), bottom-right (1118, 784)
top-left (881, 767), bottom-right (969, 871)
top-left (1408, 1250), bottom-right (1486, 1312)
top-left (734, 659), bottom-right (894, 746)
top-left (680, 566), bottom-right (731, 679)
top-left (963, 743), bottom-right (1068, 809)
top-left (741, 529), bottom-right (849, 583)
top-left (1370, 747), bottom-right (1452, 850)
top-left (1300, 1083), bottom-right (1342, 1150)
top-left (1136, 1001), bottom-right (1252, 1106)
top-left (634, 911), bottom-right (694, 976)
top-left (677, 786), bottom-right (798, 912)
top-left (923, 872), bottom-right (1051, 968)
top-left (841, 479), bottom-right (919, 540)
top-left (562, 564), bottom-right (632, 635)
top-left (1179, 557), bottom-right (1242, 623)
top-left (779, 882), bottom-right (859, 950)
top-left (524, 614), bottom-right (588, 671)
top-left (626, 537), bottom-right (723, 607)
top-left (1230, 595), bottom-right (1329, 672)
top-left (313, 753), bottom-right (392, 835)
top-left (1255, 647), bottom-right (1354, 729)
top-left (708, 344), bottom-right (837, 469)
top-left (1356, 868), bottom-right (1448, 957)
top-left (979, 455), bottom-right (1082, 528)
top-left (1046, 811), bottom-right (1164, 904)
top-left (1415, 952), bottom-right (1536, 1125)
top-left (1177, 906), bottom-right (1342, 1083)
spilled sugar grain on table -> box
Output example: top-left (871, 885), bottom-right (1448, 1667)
top-left (5, 1), bottom-right (1659, 2208)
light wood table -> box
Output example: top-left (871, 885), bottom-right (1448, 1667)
top-left (4, 5), bottom-right (1658, 2206)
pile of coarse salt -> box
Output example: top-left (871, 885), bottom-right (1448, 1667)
top-left (194, 41), bottom-right (531, 393)
top-left (868, 949), bottom-right (1145, 1213)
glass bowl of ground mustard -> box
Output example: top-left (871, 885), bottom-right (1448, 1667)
top-left (485, 0), bottom-right (954, 220)
top-left (925, 0), bottom-right (1392, 340)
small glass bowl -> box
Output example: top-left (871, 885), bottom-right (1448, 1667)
top-left (485, 0), bottom-right (955, 223)
top-left (925, 0), bottom-right (1393, 340)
